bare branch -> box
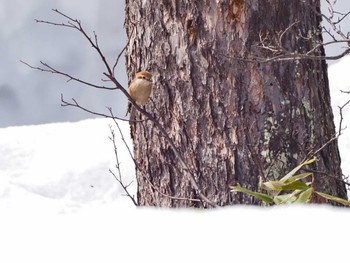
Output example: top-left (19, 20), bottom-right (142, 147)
top-left (249, 1), bottom-right (350, 63)
top-left (21, 60), bottom-right (116, 91)
top-left (36, 9), bottom-right (114, 76)
top-left (255, 48), bottom-right (350, 62)
top-left (113, 46), bottom-right (127, 75)
top-left (35, 19), bottom-right (75, 29)
top-left (308, 1), bottom-right (350, 43)
top-left (303, 168), bottom-right (350, 188)
top-left (278, 20), bottom-right (300, 47)
top-left (53, 8), bottom-right (79, 22)
top-left (334, 10), bottom-right (350, 25)
top-left (109, 126), bottom-right (138, 206)
top-left (308, 99), bottom-right (350, 158)
top-left (60, 94), bottom-right (129, 121)
top-left (112, 25), bottom-right (135, 75)
top-left (217, 47), bottom-right (350, 64)
top-left (108, 108), bottom-right (135, 160)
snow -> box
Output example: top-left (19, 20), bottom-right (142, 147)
top-left (1, 105), bottom-right (350, 262)
top-left (329, 56), bottom-right (350, 176)
top-left (1, 204), bottom-right (349, 263)
top-left (0, 118), bottom-right (135, 213)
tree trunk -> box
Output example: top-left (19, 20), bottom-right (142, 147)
top-left (124, 0), bottom-right (347, 207)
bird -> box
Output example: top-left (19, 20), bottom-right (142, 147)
top-left (126, 71), bottom-right (153, 122)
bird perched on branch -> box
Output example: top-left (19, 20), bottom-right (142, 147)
top-left (126, 71), bottom-right (153, 123)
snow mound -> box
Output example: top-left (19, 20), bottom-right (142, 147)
top-left (0, 118), bottom-right (136, 214)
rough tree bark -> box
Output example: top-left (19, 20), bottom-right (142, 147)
top-left (124, 0), bottom-right (348, 207)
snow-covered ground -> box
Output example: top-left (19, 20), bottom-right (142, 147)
top-left (1, 203), bottom-right (349, 263)
top-left (0, 120), bottom-right (349, 262)
top-left (0, 118), bottom-right (135, 214)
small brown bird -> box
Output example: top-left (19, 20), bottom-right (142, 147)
top-left (126, 71), bottom-right (153, 122)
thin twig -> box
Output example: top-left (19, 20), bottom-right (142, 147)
top-left (112, 25), bottom-right (135, 75)
top-left (21, 60), bottom-right (116, 90)
top-left (250, 1), bottom-right (350, 63)
top-left (306, 1), bottom-right (350, 43)
top-left (308, 99), bottom-right (350, 158)
top-left (217, 47), bottom-right (350, 64)
top-left (303, 168), bottom-right (350, 187)
top-left (51, 9), bottom-right (114, 77)
top-left (108, 126), bottom-right (138, 206)
top-left (61, 94), bottom-right (130, 121)
top-left (278, 20), bottom-right (300, 46)
top-left (113, 45), bottom-right (127, 75)
top-left (108, 108), bottom-right (136, 161)
top-left (109, 170), bottom-right (138, 206)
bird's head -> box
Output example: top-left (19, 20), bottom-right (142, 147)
top-left (135, 71), bottom-right (153, 83)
